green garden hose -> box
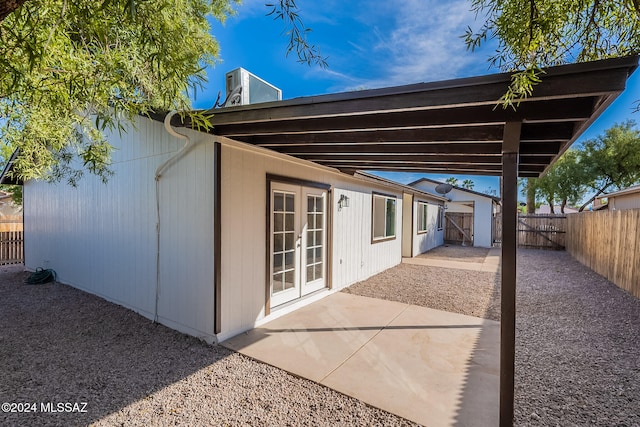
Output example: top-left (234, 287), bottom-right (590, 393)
top-left (24, 268), bottom-right (57, 285)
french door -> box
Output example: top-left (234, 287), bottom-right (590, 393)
top-left (270, 183), bottom-right (327, 308)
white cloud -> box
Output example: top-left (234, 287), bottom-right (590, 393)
top-left (338, 0), bottom-right (491, 90)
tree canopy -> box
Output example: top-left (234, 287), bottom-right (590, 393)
top-left (526, 121), bottom-right (640, 212)
top-left (528, 149), bottom-right (587, 213)
top-left (464, 0), bottom-right (640, 107)
top-left (578, 120), bottom-right (640, 210)
top-left (0, 0), bottom-right (324, 186)
top-left (1, 0), bottom-right (240, 185)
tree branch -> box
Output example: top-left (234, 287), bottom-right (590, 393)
top-left (578, 180), bottom-right (612, 212)
top-left (0, 0), bottom-right (28, 22)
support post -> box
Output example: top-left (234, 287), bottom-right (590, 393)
top-left (500, 121), bottom-right (521, 427)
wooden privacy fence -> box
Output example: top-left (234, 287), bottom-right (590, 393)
top-left (566, 209), bottom-right (640, 299)
top-left (493, 214), bottom-right (567, 249)
top-left (0, 230), bottom-right (24, 265)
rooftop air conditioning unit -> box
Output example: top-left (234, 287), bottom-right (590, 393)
top-left (224, 68), bottom-right (282, 107)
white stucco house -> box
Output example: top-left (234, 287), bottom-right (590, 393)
top-left (408, 178), bottom-right (500, 248)
top-left (11, 113), bottom-right (445, 343)
top-left (2, 57), bottom-right (636, 346)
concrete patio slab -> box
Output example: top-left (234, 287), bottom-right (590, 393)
top-left (222, 292), bottom-right (500, 426)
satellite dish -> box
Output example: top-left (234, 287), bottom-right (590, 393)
top-left (435, 183), bottom-right (454, 195)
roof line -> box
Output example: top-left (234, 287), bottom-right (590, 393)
top-left (407, 176), bottom-right (501, 202)
top-left (354, 171), bottom-right (449, 202)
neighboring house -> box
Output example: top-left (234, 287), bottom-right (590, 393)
top-left (408, 178), bottom-right (500, 248)
top-left (535, 205), bottom-right (578, 214)
top-left (595, 185), bottom-right (640, 211)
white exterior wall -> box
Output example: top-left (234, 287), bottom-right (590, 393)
top-left (412, 199), bottom-right (444, 256)
top-left (23, 119), bottom-right (407, 343)
top-left (24, 116), bottom-right (217, 341)
top-left (411, 181), bottom-right (496, 248)
top-left (219, 140), bottom-right (403, 339)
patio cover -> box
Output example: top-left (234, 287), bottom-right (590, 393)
top-left (198, 55), bottom-right (638, 178)
top-left (191, 55), bottom-right (639, 427)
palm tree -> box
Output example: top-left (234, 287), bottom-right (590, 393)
top-left (461, 179), bottom-right (475, 190)
top-left (446, 177), bottom-right (459, 186)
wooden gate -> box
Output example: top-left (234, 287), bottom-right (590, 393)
top-left (518, 214), bottom-right (566, 249)
top-left (445, 212), bottom-right (474, 245)
top-left (493, 214), bottom-right (567, 249)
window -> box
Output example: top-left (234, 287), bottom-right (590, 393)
top-left (417, 202), bottom-right (429, 233)
top-left (437, 205), bottom-right (444, 230)
top-left (372, 194), bottom-right (396, 241)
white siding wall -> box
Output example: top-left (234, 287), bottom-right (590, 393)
top-left (470, 197), bottom-right (494, 247)
top-left (412, 199), bottom-right (444, 256)
top-left (24, 116), bottom-right (217, 341)
top-left (411, 181), bottom-right (496, 248)
top-left (23, 121), bottom-right (409, 342)
top-left (331, 188), bottom-right (402, 288)
top-left (219, 141), bottom-right (403, 339)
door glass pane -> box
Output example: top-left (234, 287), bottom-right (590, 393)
top-left (273, 273), bottom-right (283, 292)
top-left (285, 194), bottom-right (295, 212)
top-left (308, 196), bottom-right (314, 212)
top-left (285, 232), bottom-right (295, 250)
top-left (314, 263), bottom-right (323, 280)
top-left (273, 253), bottom-right (283, 273)
top-left (284, 251), bottom-right (294, 270)
top-left (307, 230), bottom-right (314, 245)
top-left (274, 213), bottom-right (283, 232)
top-left (285, 213), bottom-right (294, 230)
top-left (284, 270), bottom-right (295, 290)
top-left (274, 233), bottom-right (283, 252)
top-left (274, 193), bottom-right (284, 212)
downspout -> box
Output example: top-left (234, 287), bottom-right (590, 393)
top-left (154, 111), bottom-right (193, 323)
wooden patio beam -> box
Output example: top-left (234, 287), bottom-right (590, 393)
top-left (239, 122), bottom-right (573, 146)
top-left (211, 98), bottom-right (595, 136)
top-left (268, 141), bottom-right (563, 156)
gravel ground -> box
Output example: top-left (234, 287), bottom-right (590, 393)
top-left (2, 247), bottom-right (639, 426)
top-left (343, 261), bottom-right (501, 321)
top-left (514, 250), bottom-right (640, 426)
top-left (0, 265), bottom-right (416, 427)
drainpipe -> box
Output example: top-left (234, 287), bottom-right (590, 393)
top-left (154, 111), bottom-right (193, 323)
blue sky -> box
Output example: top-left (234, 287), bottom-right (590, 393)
top-left (193, 0), bottom-right (640, 198)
